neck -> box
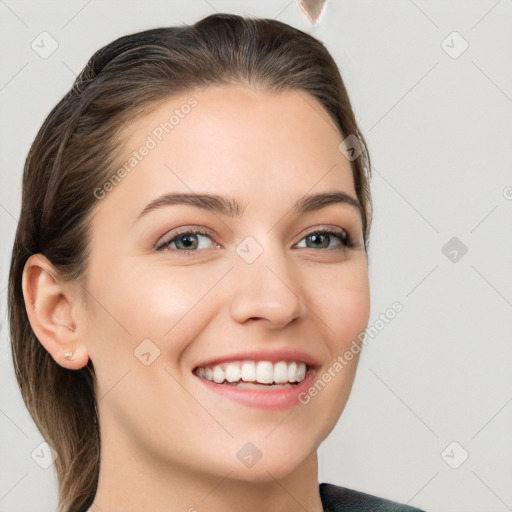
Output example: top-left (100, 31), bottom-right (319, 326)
top-left (87, 419), bottom-right (324, 512)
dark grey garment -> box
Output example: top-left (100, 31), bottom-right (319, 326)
top-left (320, 482), bottom-right (426, 512)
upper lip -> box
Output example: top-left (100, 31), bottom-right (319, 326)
top-left (193, 348), bottom-right (322, 371)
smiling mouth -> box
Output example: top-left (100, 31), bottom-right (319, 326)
top-left (193, 360), bottom-right (308, 388)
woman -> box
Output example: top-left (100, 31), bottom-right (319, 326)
top-left (8, 13), bottom-right (425, 512)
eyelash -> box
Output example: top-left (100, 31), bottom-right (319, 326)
top-left (155, 226), bottom-right (356, 254)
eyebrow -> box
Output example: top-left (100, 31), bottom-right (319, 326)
top-left (134, 191), bottom-right (362, 223)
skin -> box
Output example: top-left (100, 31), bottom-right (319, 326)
top-left (23, 85), bottom-right (370, 512)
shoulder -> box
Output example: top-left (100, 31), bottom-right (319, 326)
top-left (320, 482), bottom-right (426, 512)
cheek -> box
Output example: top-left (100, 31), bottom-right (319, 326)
top-left (331, 280), bottom-right (370, 350)
top-left (300, 262), bottom-right (369, 438)
top-left (302, 257), bottom-right (370, 350)
top-left (82, 261), bottom-right (222, 431)
top-left (83, 259), bottom-right (224, 362)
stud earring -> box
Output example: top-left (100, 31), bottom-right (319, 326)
top-left (64, 351), bottom-right (76, 361)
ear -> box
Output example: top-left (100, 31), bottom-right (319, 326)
top-left (22, 253), bottom-right (89, 369)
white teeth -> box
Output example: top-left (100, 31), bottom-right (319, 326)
top-left (196, 360), bottom-right (308, 385)
top-left (241, 361), bottom-right (256, 382)
top-left (296, 362), bottom-right (306, 381)
top-left (256, 361), bottom-right (274, 384)
top-left (225, 363), bottom-right (241, 383)
top-left (273, 361), bottom-right (289, 384)
top-left (287, 362), bottom-right (298, 383)
top-left (213, 366), bottom-right (225, 383)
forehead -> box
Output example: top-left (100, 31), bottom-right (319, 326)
top-left (93, 85), bottom-right (356, 222)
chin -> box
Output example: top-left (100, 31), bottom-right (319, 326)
top-left (224, 443), bottom-right (314, 482)
top-left (227, 462), bottom-right (301, 483)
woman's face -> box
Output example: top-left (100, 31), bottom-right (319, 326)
top-left (80, 85), bottom-right (370, 481)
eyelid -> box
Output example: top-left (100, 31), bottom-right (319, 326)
top-left (154, 222), bottom-right (359, 253)
top-left (293, 225), bottom-right (351, 249)
top-left (154, 225), bottom-right (217, 251)
top-left (294, 224), bottom-right (347, 240)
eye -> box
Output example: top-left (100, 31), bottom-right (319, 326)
top-left (155, 228), bottom-right (219, 253)
top-left (294, 227), bottom-right (353, 250)
top-left (155, 226), bottom-right (357, 254)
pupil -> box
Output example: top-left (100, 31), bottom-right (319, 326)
top-left (177, 234), bottom-right (198, 250)
top-left (308, 233), bottom-right (328, 249)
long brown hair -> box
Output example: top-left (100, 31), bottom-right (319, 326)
top-left (8, 13), bottom-right (372, 512)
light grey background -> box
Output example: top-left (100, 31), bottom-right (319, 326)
top-left (1, 1), bottom-right (511, 511)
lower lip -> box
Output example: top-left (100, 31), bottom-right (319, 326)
top-left (194, 369), bottom-right (317, 411)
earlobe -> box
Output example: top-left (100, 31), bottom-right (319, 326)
top-left (21, 254), bottom-right (89, 369)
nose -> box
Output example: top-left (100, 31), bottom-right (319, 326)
top-left (229, 244), bottom-right (302, 329)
